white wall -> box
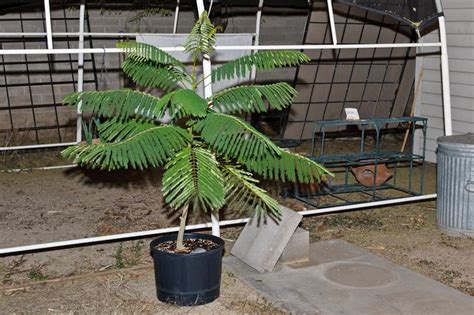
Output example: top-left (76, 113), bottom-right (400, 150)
top-left (418, 0), bottom-right (474, 162)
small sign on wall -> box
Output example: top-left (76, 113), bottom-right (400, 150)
top-left (345, 108), bottom-right (360, 120)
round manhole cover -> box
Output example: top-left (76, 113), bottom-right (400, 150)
top-left (324, 263), bottom-right (397, 288)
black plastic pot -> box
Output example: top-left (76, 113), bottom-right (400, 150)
top-left (150, 233), bottom-right (225, 306)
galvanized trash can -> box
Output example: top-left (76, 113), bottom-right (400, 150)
top-left (437, 133), bottom-right (474, 236)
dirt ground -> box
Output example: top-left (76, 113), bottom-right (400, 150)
top-left (0, 265), bottom-right (285, 314)
top-left (0, 138), bottom-right (473, 313)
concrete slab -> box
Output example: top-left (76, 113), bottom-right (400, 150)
top-left (225, 239), bottom-right (474, 315)
top-left (230, 205), bottom-right (302, 273)
top-left (279, 227), bottom-right (309, 264)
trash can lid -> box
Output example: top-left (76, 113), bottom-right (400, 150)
top-left (438, 133), bottom-right (474, 148)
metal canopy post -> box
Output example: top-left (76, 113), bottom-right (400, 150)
top-left (76, 2), bottom-right (86, 144)
top-left (438, 15), bottom-right (453, 136)
top-left (255, 0), bottom-right (263, 49)
top-left (43, 0), bottom-right (54, 49)
top-left (173, 0), bottom-right (180, 34)
top-left (327, 0), bottom-right (338, 44)
top-left (434, 0), bottom-right (452, 136)
top-left (250, 0), bottom-right (264, 80)
top-left (195, 0), bottom-right (220, 237)
top-left (196, 0), bottom-right (213, 100)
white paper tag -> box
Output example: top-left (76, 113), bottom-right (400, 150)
top-left (345, 108), bottom-right (360, 120)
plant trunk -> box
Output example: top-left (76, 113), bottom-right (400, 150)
top-left (176, 206), bottom-right (189, 251)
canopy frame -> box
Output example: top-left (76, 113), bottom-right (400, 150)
top-left (0, 0), bottom-right (451, 252)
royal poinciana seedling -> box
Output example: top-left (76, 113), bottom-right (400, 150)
top-left (62, 13), bottom-right (331, 251)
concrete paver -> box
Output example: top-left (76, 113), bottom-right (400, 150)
top-left (225, 239), bottom-right (474, 315)
top-left (230, 206), bottom-right (302, 272)
top-left (279, 227), bottom-right (310, 264)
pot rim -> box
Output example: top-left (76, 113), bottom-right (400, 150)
top-left (150, 232), bottom-right (225, 257)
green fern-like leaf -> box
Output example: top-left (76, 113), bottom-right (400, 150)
top-left (222, 163), bottom-right (281, 219)
top-left (64, 89), bottom-right (208, 121)
top-left (62, 121), bottom-right (191, 170)
top-left (184, 11), bottom-right (218, 59)
top-left (117, 41), bottom-right (185, 68)
top-left (122, 58), bottom-right (190, 91)
top-left (212, 51), bottom-right (310, 83)
top-left (161, 89), bottom-right (209, 119)
top-left (242, 150), bottom-right (333, 184)
top-left (211, 82), bottom-right (297, 114)
top-left (64, 89), bottom-right (161, 121)
top-left (194, 112), bottom-right (280, 161)
top-left (163, 146), bottom-right (225, 212)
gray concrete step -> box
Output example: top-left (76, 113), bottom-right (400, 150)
top-left (225, 239), bottom-right (474, 315)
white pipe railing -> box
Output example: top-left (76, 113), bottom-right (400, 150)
top-left (0, 42), bottom-right (443, 56)
top-left (0, 32), bottom-right (260, 37)
top-left (0, 194), bottom-right (436, 256)
top-left (0, 142), bottom-right (77, 152)
top-left (0, 164), bottom-right (76, 173)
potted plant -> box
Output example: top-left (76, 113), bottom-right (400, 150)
top-left (62, 13), bottom-right (330, 306)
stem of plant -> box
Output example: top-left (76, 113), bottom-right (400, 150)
top-left (191, 57), bottom-right (197, 91)
top-left (176, 205), bottom-right (189, 251)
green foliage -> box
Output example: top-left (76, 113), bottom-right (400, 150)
top-left (223, 164), bottom-right (281, 218)
top-left (163, 146), bottom-right (225, 213)
top-left (82, 118), bottom-right (101, 144)
top-left (64, 89), bottom-right (207, 122)
top-left (62, 121), bottom-right (191, 170)
top-left (160, 89), bottom-right (208, 119)
top-left (117, 41), bottom-right (185, 68)
top-left (62, 12), bottom-right (331, 222)
top-left (122, 58), bottom-right (189, 91)
top-left (184, 12), bottom-right (218, 59)
top-left (27, 267), bottom-right (48, 281)
top-left (114, 242), bottom-right (143, 268)
top-left (194, 112), bottom-right (280, 161)
top-left (64, 89), bottom-right (161, 121)
top-left (114, 244), bottom-right (126, 269)
top-left (242, 150), bottom-right (332, 184)
top-left (211, 82), bottom-right (297, 114)
top-left (118, 41), bottom-right (190, 91)
top-left (211, 51), bottom-right (310, 83)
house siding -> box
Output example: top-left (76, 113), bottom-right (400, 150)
top-left (419, 0), bottom-right (474, 162)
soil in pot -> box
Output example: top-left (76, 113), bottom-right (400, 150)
top-left (155, 238), bottom-right (220, 254)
